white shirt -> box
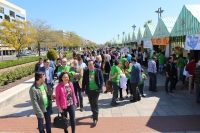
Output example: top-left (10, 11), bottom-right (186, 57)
top-left (45, 67), bottom-right (51, 83)
top-left (105, 54), bottom-right (111, 61)
top-left (120, 74), bottom-right (127, 90)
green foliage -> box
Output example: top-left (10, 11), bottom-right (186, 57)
top-left (47, 49), bottom-right (57, 61)
top-left (0, 64), bottom-right (35, 86)
top-left (0, 56), bottom-right (46, 69)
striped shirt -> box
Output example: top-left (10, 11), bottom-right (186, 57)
top-left (147, 60), bottom-right (157, 74)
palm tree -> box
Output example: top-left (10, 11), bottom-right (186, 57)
top-left (144, 20), bottom-right (152, 27)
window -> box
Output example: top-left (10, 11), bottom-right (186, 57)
top-left (10, 11), bottom-right (15, 18)
top-left (0, 16), bottom-right (2, 19)
top-left (4, 15), bottom-right (10, 22)
top-left (0, 6), bottom-right (4, 14)
top-left (16, 15), bottom-right (25, 20)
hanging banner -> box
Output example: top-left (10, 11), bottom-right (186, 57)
top-left (184, 34), bottom-right (200, 50)
top-left (143, 40), bottom-right (153, 49)
top-left (152, 37), bottom-right (170, 45)
top-left (120, 47), bottom-right (130, 54)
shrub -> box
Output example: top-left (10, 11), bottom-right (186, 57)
top-left (47, 49), bottom-right (57, 61)
top-left (0, 64), bottom-right (35, 86)
top-left (0, 56), bottom-right (46, 69)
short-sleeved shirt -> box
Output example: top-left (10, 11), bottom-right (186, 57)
top-left (39, 85), bottom-right (49, 108)
top-left (158, 55), bottom-right (165, 65)
top-left (178, 57), bottom-right (185, 68)
top-left (89, 71), bottom-right (98, 90)
top-left (58, 65), bottom-right (71, 72)
top-left (111, 65), bottom-right (121, 83)
top-left (65, 85), bottom-right (73, 106)
top-left (138, 73), bottom-right (146, 85)
top-left (124, 66), bottom-right (132, 79)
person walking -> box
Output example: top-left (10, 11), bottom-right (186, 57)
top-left (124, 60), bottom-right (132, 97)
top-left (186, 57), bottom-right (196, 93)
top-left (194, 60), bottom-right (200, 103)
top-left (56, 72), bottom-right (77, 133)
top-left (29, 72), bottom-right (53, 133)
top-left (39, 59), bottom-right (54, 96)
top-left (172, 58), bottom-right (178, 90)
top-left (130, 58), bottom-right (141, 102)
top-left (147, 57), bottom-right (158, 92)
top-left (82, 60), bottom-right (104, 126)
top-left (69, 59), bottom-right (84, 112)
top-left (158, 52), bottom-right (165, 75)
top-left (35, 57), bottom-right (44, 72)
top-left (58, 58), bottom-right (71, 74)
top-left (165, 56), bottom-right (174, 94)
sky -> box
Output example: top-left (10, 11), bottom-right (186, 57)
top-left (8, 0), bottom-right (200, 45)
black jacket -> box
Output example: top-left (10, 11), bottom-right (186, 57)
top-left (82, 68), bottom-right (104, 94)
top-left (172, 62), bottom-right (177, 76)
top-left (166, 61), bottom-right (173, 76)
top-left (101, 61), bottom-right (111, 74)
top-left (35, 62), bottom-right (40, 72)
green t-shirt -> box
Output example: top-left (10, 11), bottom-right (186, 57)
top-left (102, 62), bottom-right (106, 74)
top-left (89, 71), bottom-right (98, 90)
top-left (111, 65), bottom-right (121, 83)
top-left (68, 71), bottom-right (75, 82)
top-left (158, 54), bottom-right (165, 65)
top-left (120, 58), bottom-right (127, 68)
top-left (58, 65), bottom-right (71, 72)
top-left (124, 66), bottom-right (132, 79)
top-left (177, 57), bottom-right (185, 68)
top-left (138, 73), bottom-right (146, 85)
top-left (39, 85), bottom-right (49, 108)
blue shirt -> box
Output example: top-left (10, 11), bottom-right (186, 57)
top-left (79, 62), bottom-right (87, 69)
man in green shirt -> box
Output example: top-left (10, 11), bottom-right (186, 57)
top-left (177, 54), bottom-right (186, 80)
top-left (158, 53), bottom-right (165, 75)
top-left (110, 60), bottom-right (121, 106)
top-left (82, 60), bottom-right (104, 126)
top-left (29, 72), bottom-right (53, 133)
top-left (58, 58), bottom-right (71, 74)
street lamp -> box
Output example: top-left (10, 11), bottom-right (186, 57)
top-left (117, 34), bottom-right (120, 39)
top-left (132, 25), bottom-right (136, 31)
top-left (122, 31), bottom-right (125, 46)
top-left (155, 7), bottom-right (164, 20)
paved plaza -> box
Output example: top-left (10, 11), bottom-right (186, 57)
top-left (0, 74), bottom-right (200, 132)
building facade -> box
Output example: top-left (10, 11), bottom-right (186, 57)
top-left (0, 0), bottom-right (26, 55)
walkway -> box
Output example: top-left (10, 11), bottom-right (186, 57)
top-left (0, 73), bottom-right (200, 132)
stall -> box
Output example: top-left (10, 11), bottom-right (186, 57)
top-left (170, 5), bottom-right (200, 60)
top-left (153, 16), bottom-right (177, 57)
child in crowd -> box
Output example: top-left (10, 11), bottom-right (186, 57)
top-left (138, 68), bottom-right (147, 97)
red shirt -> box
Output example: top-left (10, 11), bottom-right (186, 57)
top-left (186, 61), bottom-right (196, 76)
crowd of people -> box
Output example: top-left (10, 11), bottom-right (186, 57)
top-left (29, 47), bottom-right (200, 133)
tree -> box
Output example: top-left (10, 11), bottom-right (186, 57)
top-left (30, 19), bottom-right (58, 56)
top-left (0, 19), bottom-right (35, 59)
top-left (144, 20), bottom-right (152, 27)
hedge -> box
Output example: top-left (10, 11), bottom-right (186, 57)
top-left (0, 56), bottom-right (46, 69)
top-left (0, 64), bottom-right (35, 86)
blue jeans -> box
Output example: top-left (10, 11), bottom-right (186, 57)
top-left (195, 83), bottom-right (200, 102)
top-left (177, 68), bottom-right (184, 80)
top-left (112, 82), bottom-right (119, 103)
top-left (159, 64), bottom-right (164, 75)
top-left (138, 84), bottom-right (144, 95)
top-left (63, 105), bottom-right (76, 133)
top-left (73, 82), bottom-right (83, 108)
top-left (165, 76), bottom-right (174, 93)
top-left (37, 107), bottom-right (51, 133)
top-left (148, 72), bottom-right (157, 91)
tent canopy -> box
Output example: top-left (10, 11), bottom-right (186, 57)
top-left (143, 23), bottom-right (157, 40)
top-left (132, 30), bottom-right (138, 42)
top-left (137, 27), bottom-right (145, 41)
top-left (171, 5), bottom-right (200, 37)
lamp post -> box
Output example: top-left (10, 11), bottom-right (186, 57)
top-left (155, 7), bottom-right (164, 20)
top-left (122, 31), bottom-right (125, 47)
top-left (132, 25), bottom-right (136, 31)
top-left (117, 34), bottom-right (120, 39)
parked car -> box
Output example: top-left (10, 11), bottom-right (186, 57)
top-left (16, 52), bottom-right (28, 57)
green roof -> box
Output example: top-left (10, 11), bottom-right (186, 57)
top-left (128, 33), bottom-right (133, 43)
top-left (143, 23), bottom-right (157, 40)
top-left (137, 27), bottom-right (145, 41)
top-left (114, 39), bottom-right (122, 45)
top-left (132, 30), bottom-right (138, 42)
top-left (171, 5), bottom-right (200, 37)
top-left (153, 17), bottom-right (177, 38)
top-left (124, 34), bottom-right (128, 43)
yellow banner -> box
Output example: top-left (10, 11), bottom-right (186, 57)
top-left (152, 37), bottom-right (170, 45)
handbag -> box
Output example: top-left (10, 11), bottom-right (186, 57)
top-left (53, 112), bottom-right (69, 129)
top-left (106, 80), bottom-right (113, 93)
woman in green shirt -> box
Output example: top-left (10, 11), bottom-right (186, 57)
top-left (177, 55), bottom-right (186, 80)
top-left (110, 60), bottom-right (121, 107)
top-left (124, 60), bottom-right (132, 97)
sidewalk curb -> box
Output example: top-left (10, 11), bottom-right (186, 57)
top-left (0, 78), bottom-right (34, 111)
